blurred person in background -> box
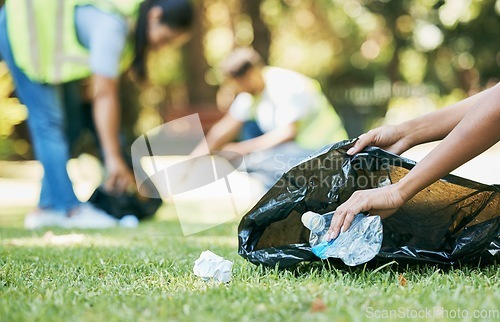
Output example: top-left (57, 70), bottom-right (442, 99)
top-left (0, 0), bottom-right (193, 229)
top-left (195, 47), bottom-right (348, 188)
top-left (327, 82), bottom-right (500, 240)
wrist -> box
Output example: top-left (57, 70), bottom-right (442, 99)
top-left (396, 121), bottom-right (418, 151)
top-left (228, 141), bottom-right (252, 155)
top-left (104, 152), bottom-right (124, 165)
top-left (393, 177), bottom-right (419, 202)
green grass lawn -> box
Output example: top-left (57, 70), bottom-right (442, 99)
top-left (1, 205), bottom-right (498, 322)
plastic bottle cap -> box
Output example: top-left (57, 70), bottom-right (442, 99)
top-left (301, 211), bottom-right (319, 229)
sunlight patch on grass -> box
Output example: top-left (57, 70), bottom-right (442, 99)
top-left (5, 231), bottom-right (86, 246)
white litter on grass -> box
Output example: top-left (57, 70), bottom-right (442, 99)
top-left (193, 250), bottom-right (233, 283)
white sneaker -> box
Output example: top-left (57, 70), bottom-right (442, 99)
top-left (65, 203), bottom-right (118, 229)
top-left (24, 208), bottom-right (68, 230)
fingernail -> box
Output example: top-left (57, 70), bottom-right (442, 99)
top-left (341, 225), bottom-right (346, 233)
top-left (347, 148), bottom-right (355, 155)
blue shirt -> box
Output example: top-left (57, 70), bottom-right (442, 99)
top-left (75, 5), bottom-right (129, 78)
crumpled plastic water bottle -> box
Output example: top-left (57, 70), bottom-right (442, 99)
top-left (301, 211), bottom-right (383, 266)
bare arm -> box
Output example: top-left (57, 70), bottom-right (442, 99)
top-left (91, 75), bottom-right (135, 193)
top-left (193, 112), bottom-right (297, 157)
top-left (328, 83), bottom-right (500, 239)
top-left (222, 123), bottom-right (297, 155)
top-left (397, 83), bottom-right (500, 200)
top-left (347, 86), bottom-right (496, 155)
top-left (192, 113), bottom-right (243, 156)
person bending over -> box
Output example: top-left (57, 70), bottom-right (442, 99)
top-left (195, 47), bottom-right (348, 188)
top-left (0, 0), bottom-right (193, 229)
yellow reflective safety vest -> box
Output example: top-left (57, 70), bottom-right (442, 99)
top-left (5, 0), bottom-right (142, 84)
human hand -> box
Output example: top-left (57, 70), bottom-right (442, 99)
top-left (327, 184), bottom-right (406, 240)
top-left (347, 125), bottom-right (409, 156)
top-left (104, 156), bottom-right (136, 194)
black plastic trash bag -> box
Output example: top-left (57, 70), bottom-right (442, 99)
top-left (88, 186), bottom-right (162, 220)
top-left (238, 140), bottom-right (499, 268)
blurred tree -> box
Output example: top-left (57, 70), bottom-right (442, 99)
top-left (321, 0), bottom-right (411, 136)
top-left (433, 0), bottom-right (500, 92)
top-left (255, 0), bottom-right (499, 136)
top-left (183, 1), bottom-right (217, 105)
top-left (0, 62), bottom-right (30, 160)
top-left (242, 0), bottom-right (271, 62)
top-left (2, 0), bottom-right (500, 160)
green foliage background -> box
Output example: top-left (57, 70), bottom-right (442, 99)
top-left (1, 0), bottom-right (499, 159)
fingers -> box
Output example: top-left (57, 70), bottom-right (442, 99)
top-left (341, 213), bottom-right (355, 233)
top-left (347, 132), bottom-right (375, 155)
top-left (326, 186), bottom-right (404, 241)
top-left (104, 174), bottom-right (118, 193)
top-left (327, 191), bottom-right (365, 240)
top-left (385, 141), bottom-right (407, 155)
top-left (105, 170), bottom-right (136, 194)
top-left (327, 209), bottom-right (356, 240)
top-left (115, 176), bottom-right (129, 193)
top-left (105, 174), bottom-right (125, 194)
top-left (326, 212), bottom-right (342, 240)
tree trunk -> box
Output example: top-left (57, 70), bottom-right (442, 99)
top-left (242, 0), bottom-right (270, 63)
top-left (183, 2), bottom-right (216, 106)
